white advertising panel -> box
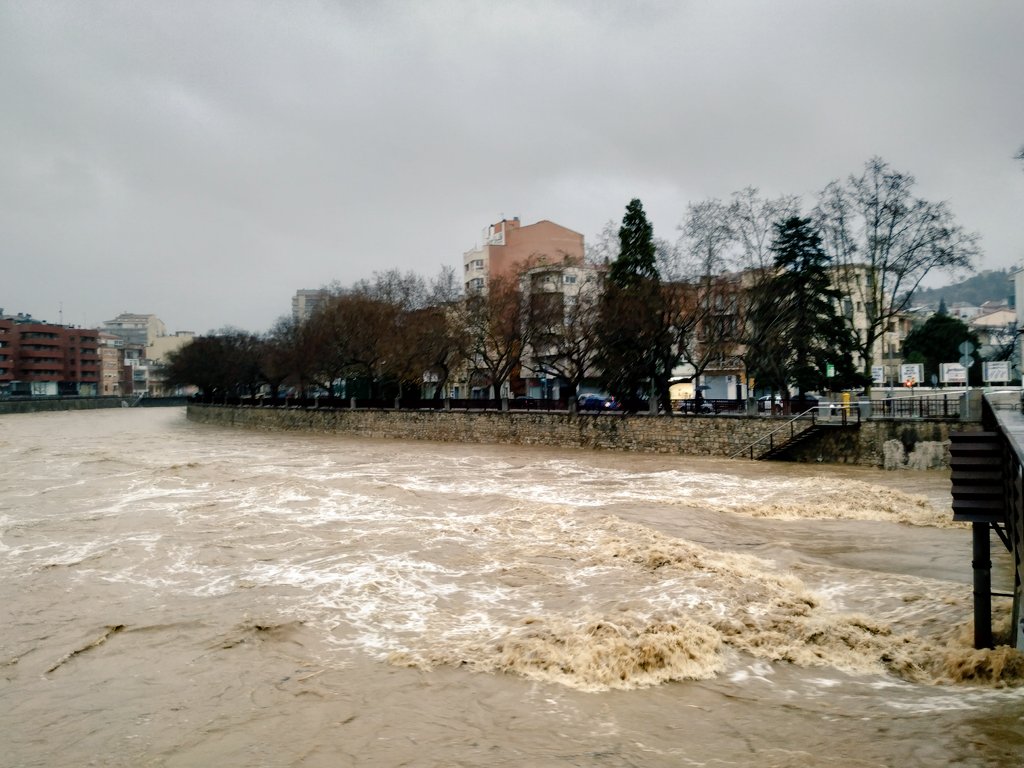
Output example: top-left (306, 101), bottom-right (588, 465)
top-left (871, 365), bottom-right (885, 385)
top-left (983, 360), bottom-right (1011, 383)
top-left (940, 362), bottom-right (967, 384)
top-left (900, 363), bottom-right (923, 386)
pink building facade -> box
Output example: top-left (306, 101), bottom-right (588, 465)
top-left (463, 217), bottom-right (584, 293)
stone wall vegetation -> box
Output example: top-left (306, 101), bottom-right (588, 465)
top-left (187, 404), bottom-right (964, 470)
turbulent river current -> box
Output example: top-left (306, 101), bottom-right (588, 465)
top-left (1, 408), bottom-right (1022, 767)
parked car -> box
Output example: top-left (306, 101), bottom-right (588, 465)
top-left (679, 398), bottom-right (714, 415)
top-left (577, 393), bottom-right (617, 411)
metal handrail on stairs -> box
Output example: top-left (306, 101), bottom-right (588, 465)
top-left (730, 408), bottom-right (819, 460)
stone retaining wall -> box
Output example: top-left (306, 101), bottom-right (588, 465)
top-left (0, 396), bottom-right (188, 415)
top-left (0, 398), bottom-right (124, 415)
top-left (188, 404), bottom-right (963, 469)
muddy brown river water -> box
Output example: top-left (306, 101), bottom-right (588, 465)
top-left (1, 408), bottom-right (1022, 767)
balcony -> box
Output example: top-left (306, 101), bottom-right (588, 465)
top-left (19, 363), bottom-right (62, 371)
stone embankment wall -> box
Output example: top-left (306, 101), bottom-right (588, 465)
top-left (188, 404), bottom-right (963, 469)
top-left (0, 398), bottom-right (124, 415)
top-left (785, 420), bottom-right (960, 470)
top-left (0, 396), bottom-right (188, 415)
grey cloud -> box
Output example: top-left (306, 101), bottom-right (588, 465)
top-left (2, 1), bottom-right (1022, 332)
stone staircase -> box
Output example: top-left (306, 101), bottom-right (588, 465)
top-left (755, 422), bottom-right (858, 461)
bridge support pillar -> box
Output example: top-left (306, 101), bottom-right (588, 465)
top-left (972, 522), bottom-right (993, 649)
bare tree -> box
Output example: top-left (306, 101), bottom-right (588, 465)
top-left (585, 219), bottom-right (620, 267)
top-left (303, 296), bottom-right (358, 398)
top-left (165, 329), bottom-right (262, 399)
top-left (259, 316), bottom-right (304, 398)
top-left (982, 322), bottom-right (1020, 363)
top-left (410, 266), bottom-right (464, 400)
top-left (729, 187), bottom-right (800, 271)
top-left (667, 200), bottom-right (748, 403)
top-left (815, 157), bottom-right (980, 387)
top-left (524, 268), bottom-right (605, 409)
top-left (356, 269), bottom-right (429, 310)
top-left (679, 199), bottom-right (735, 275)
top-left (454, 274), bottom-right (532, 403)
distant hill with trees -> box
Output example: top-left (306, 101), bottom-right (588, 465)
top-left (909, 268), bottom-right (1015, 309)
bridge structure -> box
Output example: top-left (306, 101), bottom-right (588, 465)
top-left (950, 393), bottom-right (1024, 650)
top-left (735, 390), bottom-right (1022, 651)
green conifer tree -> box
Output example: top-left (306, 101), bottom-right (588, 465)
top-left (767, 216), bottom-right (861, 397)
top-left (596, 199), bottom-right (662, 411)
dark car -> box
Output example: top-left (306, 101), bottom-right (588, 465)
top-left (577, 393), bottom-right (617, 411)
top-left (679, 398), bottom-right (714, 415)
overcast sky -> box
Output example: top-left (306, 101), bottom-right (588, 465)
top-left (2, 1), bottom-right (1022, 333)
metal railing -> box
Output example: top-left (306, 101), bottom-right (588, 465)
top-left (865, 394), bottom-right (962, 419)
top-left (186, 392), bottom-right (968, 420)
top-left (190, 394), bottom-right (572, 412)
top-left (729, 408), bottom-right (819, 460)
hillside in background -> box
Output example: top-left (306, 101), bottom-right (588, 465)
top-left (909, 268), bottom-right (1015, 309)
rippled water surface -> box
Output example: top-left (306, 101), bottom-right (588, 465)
top-left (1, 408), bottom-right (1022, 767)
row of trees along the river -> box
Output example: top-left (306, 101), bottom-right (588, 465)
top-left (166, 157), bottom-right (981, 412)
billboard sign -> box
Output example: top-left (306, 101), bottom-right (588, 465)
top-left (983, 360), bottom-right (1011, 383)
top-left (940, 362), bottom-right (967, 384)
top-left (871, 365), bottom-right (885, 385)
top-left (900, 363), bottom-right (923, 387)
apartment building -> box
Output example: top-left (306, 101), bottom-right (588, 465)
top-left (99, 313), bottom-right (195, 396)
top-left (517, 261), bottom-right (603, 399)
top-left (149, 331), bottom-right (196, 363)
top-left (97, 332), bottom-right (126, 396)
top-left (0, 312), bottom-right (100, 396)
top-left (292, 289), bottom-right (331, 323)
top-left (463, 217), bottom-right (585, 293)
top-left (970, 303), bottom-right (1016, 361)
top-left (102, 313), bottom-right (167, 347)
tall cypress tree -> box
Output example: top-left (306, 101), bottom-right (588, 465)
top-left (768, 216), bottom-right (860, 396)
top-left (608, 199), bottom-right (659, 287)
top-left (596, 199), bottom-right (662, 411)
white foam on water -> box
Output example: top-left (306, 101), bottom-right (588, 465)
top-left (365, 457), bottom-right (952, 529)
top-left (6, 420), bottom-right (1019, 695)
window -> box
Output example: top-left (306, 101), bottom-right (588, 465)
top-left (563, 274), bottom-right (577, 284)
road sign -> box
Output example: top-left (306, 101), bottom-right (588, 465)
top-left (960, 354), bottom-right (974, 368)
top-left (958, 340), bottom-right (975, 356)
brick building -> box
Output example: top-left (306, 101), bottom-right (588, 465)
top-left (463, 217), bottom-right (584, 294)
top-left (0, 312), bottom-right (100, 396)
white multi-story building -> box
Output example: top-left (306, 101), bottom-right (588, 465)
top-left (517, 261), bottom-right (602, 400)
top-left (102, 313), bottom-right (167, 348)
